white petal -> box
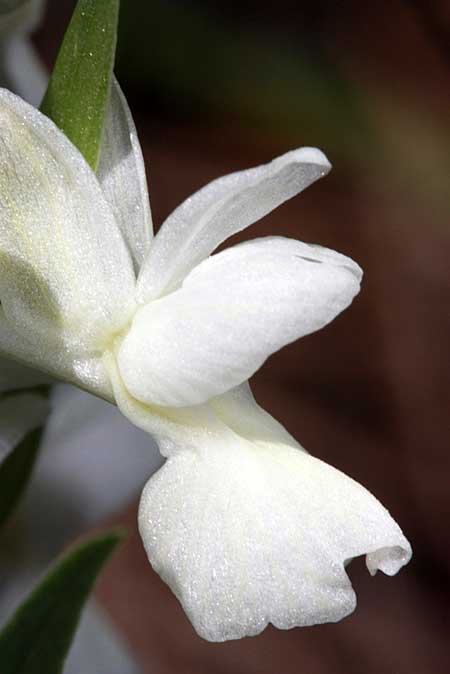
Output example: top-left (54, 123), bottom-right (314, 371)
top-left (97, 78), bottom-right (153, 270)
top-left (139, 429), bottom-right (411, 642)
top-left (210, 381), bottom-right (304, 449)
top-left (107, 361), bottom-right (411, 642)
top-left (137, 147), bottom-right (331, 302)
top-left (0, 89), bottom-right (136, 370)
top-left (0, 391), bottom-right (49, 462)
top-left (118, 236), bottom-right (362, 407)
top-left (0, 312), bottom-right (113, 400)
top-left (105, 350), bottom-right (221, 456)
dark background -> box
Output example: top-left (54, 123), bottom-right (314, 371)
top-left (35, 1), bottom-right (449, 672)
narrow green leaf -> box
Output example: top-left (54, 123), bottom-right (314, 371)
top-left (0, 426), bottom-right (44, 530)
top-left (40, 0), bottom-right (120, 170)
top-left (0, 530), bottom-right (124, 674)
top-left (0, 391), bottom-right (49, 530)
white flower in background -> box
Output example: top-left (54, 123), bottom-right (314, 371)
top-left (0, 81), bottom-right (411, 641)
top-left (0, 0), bottom-right (47, 106)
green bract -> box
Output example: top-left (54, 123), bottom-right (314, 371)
top-left (41, 0), bottom-right (119, 170)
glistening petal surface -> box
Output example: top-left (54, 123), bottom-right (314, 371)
top-left (137, 147), bottom-right (331, 302)
top-left (0, 89), bottom-right (136, 365)
top-left (109, 357), bottom-right (411, 642)
top-left (0, 312), bottom-right (112, 399)
top-left (137, 422), bottom-right (411, 642)
top-left (97, 77), bottom-right (153, 270)
top-left (119, 236), bottom-right (362, 407)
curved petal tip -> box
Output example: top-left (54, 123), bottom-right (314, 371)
top-left (366, 544), bottom-right (412, 576)
top-left (138, 438), bottom-right (411, 642)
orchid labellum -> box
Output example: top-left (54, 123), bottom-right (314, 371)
top-left (0, 80), bottom-right (411, 641)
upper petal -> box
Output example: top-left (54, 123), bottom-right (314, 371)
top-left (0, 89), bottom-right (136, 367)
top-left (0, 311), bottom-right (112, 400)
top-left (97, 77), bottom-right (153, 271)
top-left (118, 236), bottom-right (362, 407)
top-left (137, 147), bottom-right (331, 302)
top-left (210, 381), bottom-right (304, 449)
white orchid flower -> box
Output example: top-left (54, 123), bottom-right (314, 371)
top-left (0, 0), bottom-right (47, 106)
top-left (0, 81), bottom-right (411, 642)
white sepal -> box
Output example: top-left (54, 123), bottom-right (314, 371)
top-left (137, 147), bottom-right (331, 302)
top-left (118, 236), bottom-right (362, 407)
top-left (97, 78), bottom-right (153, 271)
top-left (0, 311), bottom-right (113, 400)
top-left (0, 89), bottom-right (136, 370)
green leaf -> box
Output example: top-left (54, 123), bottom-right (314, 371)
top-left (0, 391), bottom-right (49, 530)
top-left (0, 530), bottom-right (124, 674)
top-left (0, 426), bottom-right (44, 530)
top-left (40, 0), bottom-right (120, 170)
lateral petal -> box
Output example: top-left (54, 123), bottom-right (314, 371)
top-left (119, 236), bottom-right (362, 407)
top-left (97, 78), bottom-right (153, 270)
top-left (137, 147), bottom-right (330, 302)
top-left (0, 89), bottom-right (136, 364)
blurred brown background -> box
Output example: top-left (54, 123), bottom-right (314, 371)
top-left (35, 1), bottom-right (449, 672)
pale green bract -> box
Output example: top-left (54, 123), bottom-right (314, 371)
top-left (0, 81), bottom-right (411, 642)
